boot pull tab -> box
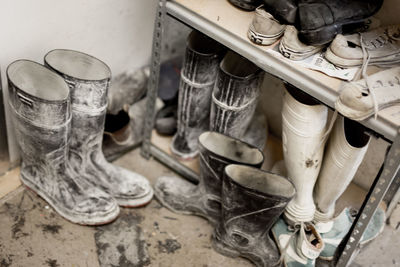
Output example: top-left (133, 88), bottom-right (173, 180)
top-left (17, 93), bottom-right (33, 107)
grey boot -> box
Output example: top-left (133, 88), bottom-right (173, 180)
top-left (212, 164), bottom-right (296, 266)
top-left (7, 60), bottom-right (119, 225)
top-left (171, 30), bottom-right (225, 159)
top-left (210, 51), bottom-right (262, 142)
top-left (44, 49), bottom-right (153, 207)
top-left (155, 131), bottom-right (264, 225)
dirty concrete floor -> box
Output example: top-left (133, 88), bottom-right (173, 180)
top-left (0, 148), bottom-right (399, 267)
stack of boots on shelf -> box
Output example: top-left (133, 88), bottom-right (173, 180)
top-left (45, 49), bottom-right (153, 207)
top-left (7, 60), bottom-right (119, 225)
top-left (155, 131), bottom-right (264, 226)
top-left (210, 51), bottom-right (262, 145)
top-left (171, 30), bottom-right (225, 159)
top-left (313, 116), bottom-right (385, 261)
top-left (282, 84), bottom-right (328, 225)
top-left (212, 164), bottom-right (296, 266)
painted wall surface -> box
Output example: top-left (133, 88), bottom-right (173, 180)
top-left (0, 0), bottom-right (158, 163)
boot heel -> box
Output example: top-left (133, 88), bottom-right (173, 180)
top-left (211, 232), bottom-right (240, 258)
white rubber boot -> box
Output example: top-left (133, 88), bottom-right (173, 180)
top-left (282, 85), bottom-right (328, 225)
top-left (314, 116), bottom-right (370, 232)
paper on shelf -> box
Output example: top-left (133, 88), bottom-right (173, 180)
top-left (268, 46), bottom-right (360, 81)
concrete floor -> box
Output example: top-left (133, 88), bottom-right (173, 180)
top-left (0, 148), bottom-right (399, 267)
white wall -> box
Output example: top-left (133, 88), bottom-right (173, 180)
top-left (0, 0), bottom-right (158, 163)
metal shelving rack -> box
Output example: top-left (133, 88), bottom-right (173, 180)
top-left (141, 0), bottom-right (400, 266)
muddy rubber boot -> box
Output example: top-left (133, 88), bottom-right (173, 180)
top-left (171, 31), bottom-right (225, 159)
top-left (155, 132), bottom-right (264, 225)
top-left (210, 51), bottom-right (262, 141)
top-left (212, 164), bottom-right (296, 266)
top-left (282, 85), bottom-right (328, 225)
top-left (228, 0), bottom-right (263, 11)
top-left (44, 49), bottom-right (153, 207)
top-left (7, 60), bottom-right (119, 225)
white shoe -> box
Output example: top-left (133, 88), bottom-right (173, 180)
top-left (282, 86), bottom-right (328, 225)
top-left (325, 25), bottom-right (400, 68)
top-left (313, 116), bottom-right (370, 226)
top-left (279, 26), bottom-right (324, 61)
top-left (248, 5), bottom-right (286, 46)
top-left (335, 66), bottom-right (400, 121)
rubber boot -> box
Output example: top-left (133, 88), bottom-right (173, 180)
top-left (313, 116), bottom-right (374, 260)
top-left (282, 85), bottom-right (328, 225)
top-left (155, 131), bottom-right (264, 225)
top-left (228, 0), bottom-right (263, 11)
top-left (7, 60), bottom-right (119, 225)
top-left (44, 49), bottom-right (153, 207)
top-left (171, 30), bottom-right (225, 159)
top-left (210, 51), bottom-right (261, 141)
top-left (212, 164), bottom-right (296, 266)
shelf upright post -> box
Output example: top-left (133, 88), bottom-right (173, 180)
top-left (141, 0), bottom-right (167, 159)
top-left (337, 128), bottom-right (400, 266)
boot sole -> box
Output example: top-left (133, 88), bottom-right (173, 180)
top-left (20, 175), bottom-right (120, 226)
top-left (117, 187), bottom-right (154, 208)
top-left (299, 19), bottom-right (365, 46)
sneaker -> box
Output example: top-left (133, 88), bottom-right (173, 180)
top-left (248, 5), bottom-right (286, 45)
top-left (315, 207), bottom-right (385, 261)
top-left (272, 218), bottom-right (324, 267)
top-left (279, 26), bottom-right (325, 60)
top-left (298, 0), bottom-right (383, 45)
top-left (335, 66), bottom-right (400, 121)
top-left (325, 25), bottom-right (400, 68)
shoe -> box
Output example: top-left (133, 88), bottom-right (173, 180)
top-left (7, 60), bottom-right (119, 225)
top-left (228, 0), bottom-right (263, 11)
top-left (171, 30), bottom-right (225, 160)
top-left (282, 85), bottom-right (328, 225)
top-left (325, 25), bottom-right (400, 68)
top-left (272, 218), bottom-right (324, 267)
top-left (155, 132), bottom-right (264, 225)
top-left (248, 5), bottom-right (286, 46)
top-left (210, 51), bottom-right (261, 141)
top-left (212, 165), bottom-right (295, 266)
top-left (298, 0), bottom-right (383, 45)
top-left (314, 116), bottom-right (370, 224)
top-left (45, 49), bottom-right (154, 208)
top-left (316, 207), bottom-right (385, 261)
top-left (279, 26), bottom-right (324, 60)
top-left (262, 0), bottom-right (298, 24)
top-left (155, 104), bottom-right (177, 136)
top-left (335, 66), bottom-right (400, 121)
top-left (104, 110), bottom-right (131, 145)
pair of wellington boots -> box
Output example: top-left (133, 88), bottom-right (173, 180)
top-left (272, 85), bottom-right (383, 264)
top-left (171, 30), bottom-right (265, 159)
top-left (7, 50), bottom-right (153, 225)
top-left (155, 131), bottom-right (296, 266)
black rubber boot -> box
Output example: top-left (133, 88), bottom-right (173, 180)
top-left (171, 31), bottom-right (225, 159)
top-left (263, 0), bottom-right (298, 24)
top-left (210, 51), bottom-right (262, 142)
top-left (228, 0), bottom-right (263, 11)
top-left (45, 49), bottom-right (154, 208)
top-left (155, 132), bottom-right (264, 225)
top-left (7, 60), bottom-right (119, 225)
top-left (298, 0), bottom-right (383, 45)
top-left (212, 164), bottom-right (296, 266)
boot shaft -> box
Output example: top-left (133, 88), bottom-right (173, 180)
top-left (210, 51), bottom-right (261, 138)
top-left (7, 60), bottom-right (71, 163)
top-left (221, 164), bottom-right (295, 235)
top-left (197, 132), bottom-right (264, 196)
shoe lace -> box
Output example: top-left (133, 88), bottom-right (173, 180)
top-left (277, 222), bottom-right (302, 265)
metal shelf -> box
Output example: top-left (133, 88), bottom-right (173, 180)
top-left (141, 0), bottom-right (400, 266)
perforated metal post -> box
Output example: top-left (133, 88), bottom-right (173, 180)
top-left (141, 0), bottom-right (166, 159)
top-left (337, 128), bottom-right (400, 266)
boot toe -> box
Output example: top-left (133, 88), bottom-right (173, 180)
top-left (72, 196), bottom-right (120, 225)
top-left (154, 176), bottom-right (198, 213)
